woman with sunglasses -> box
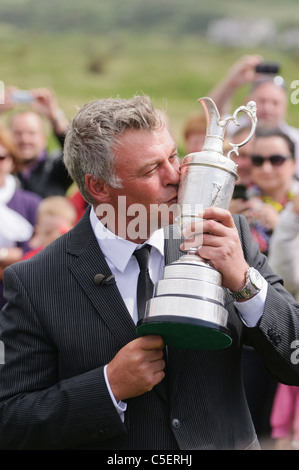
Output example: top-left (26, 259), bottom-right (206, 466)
top-left (0, 126), bottom-right (41, 310)
top-left (244, 126), bottom-right (298, 257)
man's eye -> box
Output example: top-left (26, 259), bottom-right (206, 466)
top-left (145, 165), bottom-right (158, 175)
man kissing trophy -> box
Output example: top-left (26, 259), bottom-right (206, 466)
top-left (137, 97), bottom-right (257, 350)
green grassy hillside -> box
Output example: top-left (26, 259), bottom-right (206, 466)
top-left (1, 0), bottom-right (299, 153)
top-left (1, 0), bottom-right (299, 34)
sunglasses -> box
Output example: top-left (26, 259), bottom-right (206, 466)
top-left (251, 154), bottom-right (292, 167)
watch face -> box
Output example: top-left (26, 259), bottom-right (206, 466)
top-left (249, 268), bottom-right (263, 290)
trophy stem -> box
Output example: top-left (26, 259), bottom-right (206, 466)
top-left (182, 250), bottom-right (208, 266)
top-left (137, 252), bottom-right (232, 350)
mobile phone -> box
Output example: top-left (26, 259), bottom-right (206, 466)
top-left (232, 184), bottom-right (248, 200)
top-left (255, 62), bottom-right (280, 75)
top-left (10, 90), bottom-right (35, 104)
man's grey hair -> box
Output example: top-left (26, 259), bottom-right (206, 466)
top-left (63, 95), bottom-right (163, 205)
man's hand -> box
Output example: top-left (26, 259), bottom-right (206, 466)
top-left (208, 54), bottom-right (263, 115)
top-left (106, 335), bottom-right (165, 402)
top-left (30, 87), bottom-right (68, 134)
top-left (180, 207), bottom-right (249, 292)
top-left (223, 54), bottom-right (263, 91)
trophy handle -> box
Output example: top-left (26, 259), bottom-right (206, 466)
top-left (223, 100), bottom-right (257, 159)
top-left (198, 97), bottom-right (257, 158)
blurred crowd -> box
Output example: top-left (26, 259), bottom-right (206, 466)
top-left (0, 86), bottom-right (87, 311)
top-left (1, 53), bottom-right (299, 450)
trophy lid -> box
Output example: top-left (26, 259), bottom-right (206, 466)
top-left (181, 97), bottom-right (257, 177)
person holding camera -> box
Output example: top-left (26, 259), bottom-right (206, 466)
top-left (0, 87), bottom-right (72, 198)
top-left (209, 55), bottom-right (299, 179)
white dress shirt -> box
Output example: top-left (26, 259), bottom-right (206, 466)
top-left (90, 206), bottom-right (165, 324)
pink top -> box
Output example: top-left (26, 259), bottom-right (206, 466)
top-left (270, 384), bottom-right (299, 440)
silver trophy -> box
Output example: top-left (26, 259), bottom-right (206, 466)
top-left (137, 97), bottom-right (257, 350)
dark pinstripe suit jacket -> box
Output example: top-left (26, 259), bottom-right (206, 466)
top-left (1, 208), bottom-right (299, 450)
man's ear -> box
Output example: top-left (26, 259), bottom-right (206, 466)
top-left (85, 174), bottom-right (111, 203)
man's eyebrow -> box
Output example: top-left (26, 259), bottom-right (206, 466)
top-left (139, 157), bottom-right (162, 172)
top-left (138, 147), bottom-right (178, 173)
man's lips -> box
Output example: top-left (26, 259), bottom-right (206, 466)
top-left (166, 196), bottom-right (178, 205)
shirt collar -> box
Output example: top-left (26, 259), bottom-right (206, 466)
top-left (90, 206), bottom-right (165, 273)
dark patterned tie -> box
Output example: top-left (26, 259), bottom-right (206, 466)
top-left (134, 244), bottom-right (168, 394)
top-left (133, 244), bottom-right (154, 322)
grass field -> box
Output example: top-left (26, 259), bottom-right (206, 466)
top-left (1, 27), bottom-right (299, 153)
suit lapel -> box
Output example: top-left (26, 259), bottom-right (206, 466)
top-left (67, 214), bottom-right (186, 402)
top-left (67, 209), bottom-right (137, 349)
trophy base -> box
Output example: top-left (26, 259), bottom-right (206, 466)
top-left (136, 315), bottom-right (232, 350)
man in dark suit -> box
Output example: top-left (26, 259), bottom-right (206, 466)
top-left (0, 95), bottom-right (299, 450)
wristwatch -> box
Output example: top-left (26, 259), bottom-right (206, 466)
top-left (229, 267), bottom-right (263, 301)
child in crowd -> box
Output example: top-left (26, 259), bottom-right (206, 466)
top-left (22, 195), bottom-right (76, 260)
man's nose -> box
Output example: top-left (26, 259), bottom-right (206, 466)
top-left (164, 161), bottom-right (180, 185)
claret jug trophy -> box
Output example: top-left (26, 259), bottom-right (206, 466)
top-left (137, 97), bottom-right (257, 350)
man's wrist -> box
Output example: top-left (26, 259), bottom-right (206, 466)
top-left (229, 267), bottom-right (263, 302)
top-left (51, 109), bottom-right (66, 126)
top-left (104, 365), bottom-right (127, 421)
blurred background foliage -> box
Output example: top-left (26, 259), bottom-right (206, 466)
top-left (1, 0), bottom-right (299, 153)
